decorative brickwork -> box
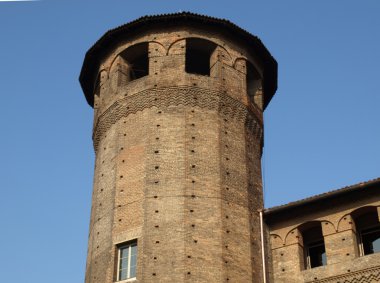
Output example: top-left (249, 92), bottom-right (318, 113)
top-left (92, 86), bottom-right (263, 151)
top-left (306, 266), bottom-right (380, 283)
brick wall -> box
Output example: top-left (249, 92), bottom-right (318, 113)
top-left (84, 26), bottom-right (267, 283)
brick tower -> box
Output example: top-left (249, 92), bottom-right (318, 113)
top-left (79, 12), bottom-right (277, 283)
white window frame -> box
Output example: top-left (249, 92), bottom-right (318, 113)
top-left (116, 241), bottom-right (137, 282)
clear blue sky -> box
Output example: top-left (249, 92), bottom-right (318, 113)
top-left (0, 1), bottom-right (378, 282)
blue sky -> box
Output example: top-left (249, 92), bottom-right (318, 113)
top-left (0, 1), bottom-right (379, 282)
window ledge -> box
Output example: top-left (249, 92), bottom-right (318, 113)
top-left (115, 279), bottom-right (137, 283)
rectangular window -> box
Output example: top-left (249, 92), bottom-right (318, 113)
top-left (360, 226), bottom-right (380, 255)
top-left (117, 241), bottom-right (137, 281)
top-left (306, 241), bottom-right (326, 269)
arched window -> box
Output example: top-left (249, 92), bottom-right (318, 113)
top-left (246, 61), bottom-right (261, 100)
top-left (185, 38), bottom-right (217, 76)
top-left (299, 222), bottom-right (327, 269)
top-left (352, 207), bottom-right (380, 256)
top-left (119, 42), bottom-right (149, 82)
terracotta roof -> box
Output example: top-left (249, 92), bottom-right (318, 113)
top-left (265, 177), bottom-right (380, 216)
top-left (79, 12), bottom-right (277, 108)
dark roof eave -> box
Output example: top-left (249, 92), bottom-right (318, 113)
top-left (264, 177), bottom-right (380, 217)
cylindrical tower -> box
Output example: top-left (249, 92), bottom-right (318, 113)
top-left (79, 12), bottom-right (277, 283)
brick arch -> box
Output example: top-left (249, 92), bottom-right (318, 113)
top-left (285, 227), bottom-right (302, 246)
top-left (166, 38), bottom-right (185, 55)
top-left (319, 220), bottom-right (336, 236)
top-left (108, 41), bottom-right (151, 72)
top-left (233, 57), bottom-right (248, 73)
top-left (337, 205), bottom-right (380, 232)
top-left (148, 41), bottom-right (166, 57)
top-left (270, 233), bottom-right (284, 249)
top-left (337, 213), bottom-right (355, 232)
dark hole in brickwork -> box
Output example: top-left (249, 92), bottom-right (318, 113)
top-left (155, 150), bottom-right (159, 153)
top-left (194, 240), bottom-right (198, 243)
top-left (188, 255), bottom-right (191, 258)
top-left (156, 241), bottom-right (160, 244)
top-left (154, 196), bottom-right (158, 198)
top-left (192, 136), bottom-right (195, 139)
top-left (192, 224), bottom-right (195, 227)
top-left (155, 166), bottom-right (159, 169)
top-left (192, 165), bottom-right (196, 168)
top-left (157, 124), bottom-right (160, 127)
top-left (155, 210), bottom-right (159, 213)
top-left (190, 210), bottom-right (194, 212)
top-left (187, 272), bottom-right (191, 275)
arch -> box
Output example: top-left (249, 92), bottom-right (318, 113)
top-left (351, 206), bottom-right (380, 256)
top-left (149, 41), bottom-right (166, 57)
top-left (93, 69), bottom-right (108, 96)
top-left (167, 38), bottom-right (186, 56)
top-left (184, 37), bottom-right (217, 76)
top-left (270, 233), bottom-right (284, 249)
top-left (284, 227), bottom-right (302, 246)
top-left (108, 42), bottom-right (149, 91)
top-left (233, 57), bottom-right (247, 73)
top-left (292, 221), bottom-right (327, 270)
top-left (337, 213), bottom-right (356, 232)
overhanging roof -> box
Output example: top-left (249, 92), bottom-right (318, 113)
top-left (79, 12), bottom-right (278, 108)
top-left (265, 177), bottom-right (380, 223)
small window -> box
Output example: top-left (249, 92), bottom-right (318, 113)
top-left (117, 241), bottom-right (137, 281)
top-left (185, 38), bottom-right (216, 76)
top-left (300, 222), bottom-right (326, 269)
top-left (353, 207), bottom-right (380, 256)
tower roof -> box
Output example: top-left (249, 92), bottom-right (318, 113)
top-left (79, 12), bottom-right (278, 109)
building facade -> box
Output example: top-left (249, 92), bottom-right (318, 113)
top-left (266, 178), bottom-right (380, 283)
top-left (79, 12), bottom-right (277, 283)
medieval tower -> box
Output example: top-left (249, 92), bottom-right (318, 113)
top-left (79, 12), bottom-right (277, 283)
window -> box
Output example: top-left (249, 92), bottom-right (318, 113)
top-left (119, 42), bottom-right (149, 82)
top-left (185, 38), bottom-right (216, 76)
top-left (117, 241), bottom-right (137, 281)
top-left (353, 207), bottom-right (380, 256)
top-left (246, 62), bottom-right (262, 101)
top-left (300, 222), bottom-right (327, 269)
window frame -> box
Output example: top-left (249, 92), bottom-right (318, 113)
top-left (116, 240), bottom-right (137, 282)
